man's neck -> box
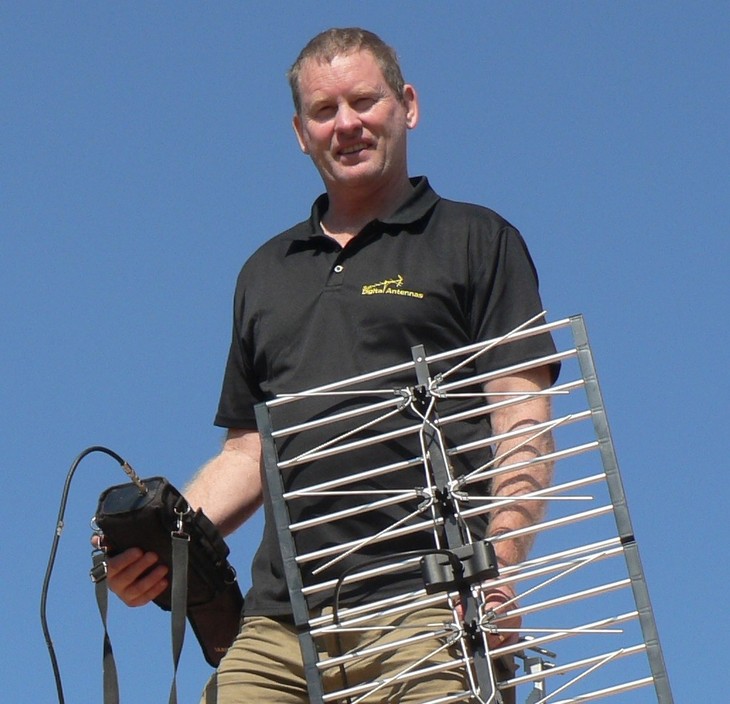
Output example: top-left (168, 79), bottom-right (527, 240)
top-left (321, 176), bottom-right (414, 246)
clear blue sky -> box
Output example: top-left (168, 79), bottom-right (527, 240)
top-left (2, 2), bottom-right (727, 701)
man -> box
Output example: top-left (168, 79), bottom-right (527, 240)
top-left (107, 28), bottom-right (557, 703)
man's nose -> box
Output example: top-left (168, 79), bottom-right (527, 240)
top-left (334, 103), bottom-right (362, 133)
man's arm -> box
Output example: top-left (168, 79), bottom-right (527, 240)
top-left (480, 365), bottom-right (554, 645)
top-left (184, 428), bottom-right (264, 536)
top-left (485, 365), bottom-right (554, 567)
top-left (104, 428), bottom-right (263, 607)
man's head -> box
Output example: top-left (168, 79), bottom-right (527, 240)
top-left (288, 28), bottom-right (406, 115)
top-left (289, 28), bottom-right (418, 203)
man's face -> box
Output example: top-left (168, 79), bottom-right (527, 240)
top-left (292, 50), bottom-right (418, 195)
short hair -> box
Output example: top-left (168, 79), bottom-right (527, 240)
top-left (288, 28), bottom-right (406, 114)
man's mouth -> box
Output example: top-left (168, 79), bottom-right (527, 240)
top-left (339, 143), bottom-right (368, 156)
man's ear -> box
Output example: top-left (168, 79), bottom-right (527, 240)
top-left (403, 84), bottom-right (419, 129)
top-left (292, 114), bottom-right (309, 154)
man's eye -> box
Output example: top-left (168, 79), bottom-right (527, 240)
top-left (313, 105), bottom-right (336, 120)
top-left (354, 97), bottom-right (376, 111)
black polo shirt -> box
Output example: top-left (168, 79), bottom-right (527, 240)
top-left (215, 176), bottom-right (557, 615)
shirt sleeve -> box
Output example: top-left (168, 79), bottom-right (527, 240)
top-left (468, 222), bottom-right (560, 383)
top-left (214, 272), bottom-right (263, 429)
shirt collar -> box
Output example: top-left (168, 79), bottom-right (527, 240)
top-left (305, 176), bottom-right (439, 238)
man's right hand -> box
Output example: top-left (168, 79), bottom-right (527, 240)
top-left (104, 547), bottom-right (169, 607)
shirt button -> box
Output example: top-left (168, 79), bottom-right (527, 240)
top-left (333, 264), bottom-right (344, 273)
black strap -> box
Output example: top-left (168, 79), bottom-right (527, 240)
top-left (91, 552), bottom-right (120, 704)
top-left (168, 534), bottom-right (189, 704)
top-left (92, 534), bottom-right (190, 704)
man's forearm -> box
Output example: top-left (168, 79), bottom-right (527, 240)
top-left (185, 428), bottom-right (264, 537)
top-left (485, 366), bottom-right (554, 569)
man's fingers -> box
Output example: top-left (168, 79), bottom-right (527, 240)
top-left (487, 624), bottom-right (521, 650)
top-left (106, 547), bottom-right (149, 578)
top-left (120, 568), bottom-right (169, 607)
top-left (106, 548), bottom-right (169, 607)
top-left (453, 600), bottom-right (521, 650)
top-left (480, 584), bottom-right (521, 650)
top-left (487, 609), bottom-right (521, 649)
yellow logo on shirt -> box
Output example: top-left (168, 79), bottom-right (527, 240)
top-left (361, 275), bottom-right (424, 299)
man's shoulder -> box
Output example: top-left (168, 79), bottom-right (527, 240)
top-left (241, 217), bottom-right (312, 268)
top-left (424, 195), bottom-right (524, 256)
top-left (435, 195), bottom-right (516, 232)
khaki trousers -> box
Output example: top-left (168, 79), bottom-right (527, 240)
top-left (201, 608), bottom-right (515, 703)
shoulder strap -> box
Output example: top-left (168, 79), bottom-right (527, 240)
top-left (168, 533), bottom-right (189, 704)
top-left (91, 534), bottom-right (190, 704)
top-left (91, 552), bottom-right (120, 704)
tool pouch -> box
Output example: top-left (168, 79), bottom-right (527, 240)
top-left (93, 476), bottom-right (243, 667)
